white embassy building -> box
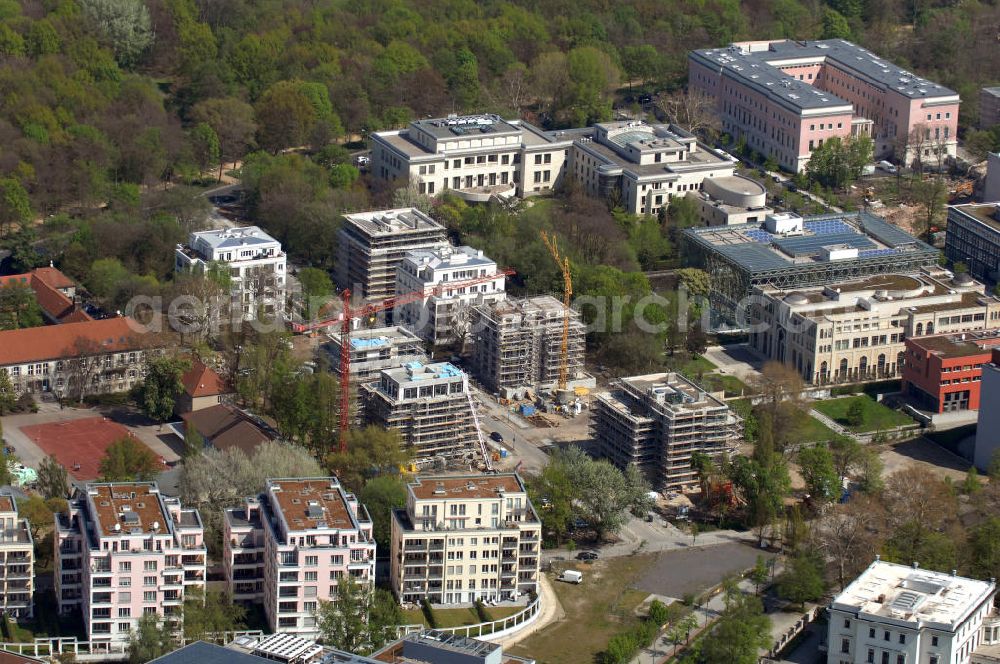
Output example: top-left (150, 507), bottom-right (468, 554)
top-left (828, 559), bottom-right (999, 664)
top-left (175, 226), bottom-right (286, 320)
top-left (395, 246), bottom-right (506, 345)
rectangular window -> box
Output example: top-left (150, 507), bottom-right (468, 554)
top-left (144, 561), bottom-right (157, 571)
top-left (119, 562), bottom-right (131, 573)
top-left (143, 591), bottom-right (156, 603)
top-left (841, 639), bottom-right (850, 654)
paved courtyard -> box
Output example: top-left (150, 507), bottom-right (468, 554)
top-left (634, 540), bottom-right (770, 598)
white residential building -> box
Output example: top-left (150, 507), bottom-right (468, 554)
top-left (396, 246), bottom-right (506, 345)
top-left (389, 474), bottom-right (541, 606)
top-left (569, 121), bottom-right (737, 216)
top-left (828, 559), bottom-right (997, 664)
top-left (175, 226), bottom-right (286, 320)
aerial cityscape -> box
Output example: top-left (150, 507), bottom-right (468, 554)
top-left (1, 3), bottom-right (1000, 663)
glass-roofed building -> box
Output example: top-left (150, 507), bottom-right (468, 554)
top-left (682, 210), bottom-right (940, 325)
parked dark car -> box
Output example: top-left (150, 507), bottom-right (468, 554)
top-left (489, 431), bottom-right (504, 443)
top-left (577, 551), bottom-right (599, 561)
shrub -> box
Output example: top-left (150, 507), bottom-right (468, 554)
top-left (474, 599), bottom-right (490, 623)
top-left (421, 599), bottom-right (438, 629)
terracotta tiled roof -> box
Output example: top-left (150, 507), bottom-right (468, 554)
top-left (181, 404), bottom-right (277, 455)
top-left (181, 360), bottom-right (230, 398)
top-left (0, 267), bottom-right (91, 323)
top-left (0, 317), bottom-right (149, 366)
top-left (31, 267), bottom-right (76, 291)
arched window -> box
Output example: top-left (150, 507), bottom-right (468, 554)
top-left (877, 354), bottom-right (887, 376)
top-left (916, 322), bottom-right (924, 336)
top-left (859, 356), bottom-right (868, 377)
top-left (926, 322), bottom-right (934, 335)
top-left (820, 361), bottom-right (829, 383)
top-left (839, 358), bottom-right (849, 378)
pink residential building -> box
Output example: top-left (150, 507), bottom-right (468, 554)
top-left (54, 483), bottom-right (206, 645)
top-left (223, 478), bottom-right (376, 636)
top-left (690, 39), bottom-right (960, 172)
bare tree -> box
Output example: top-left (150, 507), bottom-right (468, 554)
top-left (814, 495), bottom-right (885, 589)
top-left (656, 89), bottom-right (721, 140)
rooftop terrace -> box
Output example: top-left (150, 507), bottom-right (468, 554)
top-left (408, 474), bottom-right (526, 501)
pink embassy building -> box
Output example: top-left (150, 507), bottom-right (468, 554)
top-left (54, 483), bottom-right (206, 645)
top-left (223, 477), bottom-right (376, 637)
top-left (689, 39), bottom-right (960, 173)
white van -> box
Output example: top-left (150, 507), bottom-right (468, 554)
top-left (560, 570), bottom-right (583, 584)
top-left (878, 160), bottom-right (897, 174)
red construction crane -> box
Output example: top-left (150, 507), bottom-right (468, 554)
top-left (299, 268), bottom-right (515, 452)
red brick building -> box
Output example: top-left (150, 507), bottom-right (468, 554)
top-left (901, 331), bottom-right (1000, 412)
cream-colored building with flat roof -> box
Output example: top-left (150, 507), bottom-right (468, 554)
top-left (389, 474), bottom-right (540, 606)
top-left (828, 559), bottom-right (996, 664)
top-left (749, 268), bottom-right (1000, 384)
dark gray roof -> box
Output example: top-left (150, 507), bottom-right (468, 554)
top-left (149, 642), bottom-right (270, 664)
top-left (691, 39), bottom-right (957, 113)
top-left (684, 211), bottom-right (939, 275)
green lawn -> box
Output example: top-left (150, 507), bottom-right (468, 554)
top-left (666, 354), bottom-right (716, 379)
top-left (791, 408), bottom-right (842, 442)
top-left (814, 395), bottom-right (913, 432)
top-left (402, 605), bottom-right (524, 630)
top-left (507, 556), bottom-right (652, 664)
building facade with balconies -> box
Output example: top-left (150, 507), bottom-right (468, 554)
top-left (54, 483), bottom-right (206, 645)
top-left (175, 226), bottom-right (286, 321)
top-left (336, 208), bottom-right (449, 301)
top-left (360, 362), bottom-right (479, 462)
top-left (592, 372), bottom-right (742, 491)
top-left (0, 494), bottom-right (34, 618)
top-left (395, 246), bottom-right (506, 346)
top-left (389, 474), bottom-right (540, 606)
top-left (222, 477), bottom-right (376, 636)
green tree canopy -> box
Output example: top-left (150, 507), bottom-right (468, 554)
top-left (99, 437), bottom-right (161, 482)
top-left (358, 475), bottom-right (408, 552)
top-left (139, 356), bottom-right (192, 422)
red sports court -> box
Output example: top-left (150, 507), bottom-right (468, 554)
top-left (21, 417), bottom-right (139, 481)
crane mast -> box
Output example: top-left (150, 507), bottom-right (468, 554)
top-left (540, 231), bottom-right (572, 392)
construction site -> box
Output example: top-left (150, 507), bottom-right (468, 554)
top-left (360, 361), bottom-right (489, 468)
top-left (591, 372), bottom-right (743, 491)
top-left (335, 207), bottom-right (448, 300)
top-left (469, 295), bottom-right (593, 397)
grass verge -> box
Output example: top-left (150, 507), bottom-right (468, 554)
top-left (814, 395), bottom-right (913, 432)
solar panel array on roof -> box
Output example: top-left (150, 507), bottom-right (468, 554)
top-left (744, 229), bottom-right (773, 243)
top-left (804, 220), bottom-right (853, 235)
top-left (716, 243), bottom-right (790, 270)
top-left (860, 216), bottom-right (922, 248)
top-left (773, 233), bottom-right (875, 257)
top-left (858, 248), bottom-right (902, 258)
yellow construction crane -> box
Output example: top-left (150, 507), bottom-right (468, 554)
top-left (540, 231), bottom-right (572, 392)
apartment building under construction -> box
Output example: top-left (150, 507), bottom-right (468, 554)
top-left (592, 372), bottom-right (742, 491)
top-left (361, 361), bottom-right (478, 462)
top-left (470, 296), bottom-right (590, 396)
top-left (336, 208), bottom-right (448, 300)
